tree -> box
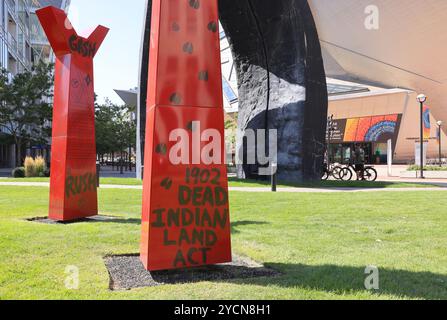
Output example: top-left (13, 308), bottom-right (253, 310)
top-left (116, 105), bottom-right (137, 172)
top-left (0, 63), bottom-right (54, 166)
top-left (225, 115), bottom-right (237, 156)
top-left (95, 100), bottom-right (136, 172)
top-left (95, 100), bottom-right (116, 158)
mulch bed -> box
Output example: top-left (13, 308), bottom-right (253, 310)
top-left (104, 254), bottom-right (280, 290)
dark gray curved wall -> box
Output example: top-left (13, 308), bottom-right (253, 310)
top-left (136, 0), bottom-right (152, 179)
top-left (139, 0), bottom-right (327, 182)
top-left (219, 0), bottom-right (327, 182)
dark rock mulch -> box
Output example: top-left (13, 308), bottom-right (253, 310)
top-left (27, 215), bottom-right (120, 225)
top-left (104, 254), bottom-right (280, 291)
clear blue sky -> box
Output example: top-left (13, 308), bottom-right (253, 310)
top-left (68, 0), bottom-right (146, 104)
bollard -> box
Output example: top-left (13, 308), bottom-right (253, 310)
top-left (271, 162), bottom-right (278, 192)
top-left (96, 162), bottom-right (101, 188)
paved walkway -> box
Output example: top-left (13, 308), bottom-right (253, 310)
top-left (230, 187), bottom-right (447, 193)
top-left (1, 181), bottom-right (446, 193)
top-left (378, 177), bottom-right (447, 186)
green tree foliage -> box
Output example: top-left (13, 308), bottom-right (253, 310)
top-left (0, 63), bottom-right (54, 166)
top-left (224, 116), bottom-right (237, 149)
top-left (95, 100), bottom-right (116, 157)
top-left (95, 99), bottom-right (136, 163)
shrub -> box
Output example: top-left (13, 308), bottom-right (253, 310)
top-left (24, 156), bottom-right (47, 177)
top-left (24, 157), bottom-right (35, 177)
top-left (408, 165), bottom-right (447, 171)
top-left (12, 167), bottom-right (25, 178)
top-left (34, 156), bottom-right (46, 177)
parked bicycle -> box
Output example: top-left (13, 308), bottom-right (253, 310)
top-left (321, 162), bottom-right (345, 181)
top-left (339, 161), bottom-right (378, 182)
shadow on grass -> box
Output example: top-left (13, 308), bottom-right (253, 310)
top-left (97, 219), bottom-right (269, 233)
top-left (228, 177), bottom-right (443, 189)
top-left (27, 216), bottom-right (142, 225)
top-left (61, 217), bottom-right (269, 231)
top-left (98, 218), bottom-right (141, 225)
top-left (28, 217), bottom-right (269, 231)
top-left (231, 221), bottom-right (269, 234)
top-left (231, 263), bottom-right (447, 300)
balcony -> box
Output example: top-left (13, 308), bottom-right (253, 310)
top-left (7, 0), bottom-right (16, 11)
top-left (7, 32), bottom-right (18, 53)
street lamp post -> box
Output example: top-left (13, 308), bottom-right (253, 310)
top-left (417, 94), bottom-right (427, 179)
top-left (438, 121), bottom-right (443, 167)
top-left (327, 115), bottom-right (334, 166)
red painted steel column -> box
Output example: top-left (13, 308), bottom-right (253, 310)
top-left (36, 7), bottom-right (109, 221)
top-left (140, 0), bottom-right (232, 271)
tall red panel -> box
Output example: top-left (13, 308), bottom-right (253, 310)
top-left (36, 7), bottom-right (109, 221)
top-left (141, 0), bottom-right (232, 271)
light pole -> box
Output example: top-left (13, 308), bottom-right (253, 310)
top-left (438, 120), bottom-right (443, 167)
top-left (417, 94), bottom-right (427, 179)
top-left (327, 115), bottom-right (334, 166)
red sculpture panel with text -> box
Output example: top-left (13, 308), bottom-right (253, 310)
top-left (141, 0), bottom-right (232, 271)
top-left (36, 7), bottom-right (109, 221)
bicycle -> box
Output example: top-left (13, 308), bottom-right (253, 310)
top-left (321, 163), bottom-right (345, 181)
top-left (339, 162), bottom-right (378, 182)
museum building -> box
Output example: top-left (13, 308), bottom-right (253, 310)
top-left (326, 81), bottom-right (447, 164)
top-left (219, 1), bottom-right (447, 165)
top-left (219, 29), bottom-right (447, 165)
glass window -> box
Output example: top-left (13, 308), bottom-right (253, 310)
top-left (222, 76), bottom-right (238, 104)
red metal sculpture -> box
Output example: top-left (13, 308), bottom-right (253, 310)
top-left (140, 0), bottom-right (232, 271)
top-left (36, 7), bottom-right (109, 221)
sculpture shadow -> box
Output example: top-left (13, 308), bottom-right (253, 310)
top-left (231, 220), bottom-right (269, 234)
top-left (228, 263), bottom-right (447, 300)
top-left (94, 219), bottom-right (267, 229)
top-left (27, 216), bottom-right (142, 225)
top-left (95, 217), bottom-right (141, 225)
top-left (228, 176), bottom-right (444, 190)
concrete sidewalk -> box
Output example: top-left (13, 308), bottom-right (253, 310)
top-left (1, 181), bottom-right (446, 193)
top-left (347, 164), bottom-right (447, 187)
top-left (0, 166), bottom-right (137, 178)
top-left (230, 187), bottom-right (447, 193)
top-left (377, 178), bottom-right (447, 188)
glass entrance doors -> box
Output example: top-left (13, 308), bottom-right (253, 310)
top-left (329, 143), bottom-right (373, 164)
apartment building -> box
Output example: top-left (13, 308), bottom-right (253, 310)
top-left (0, 0), bottom-right (70, 169)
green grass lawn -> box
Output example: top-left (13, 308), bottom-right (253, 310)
top-left (0, 186), bottom-right (447, 300)
top-left (0, 176), bottom-right (442, 189)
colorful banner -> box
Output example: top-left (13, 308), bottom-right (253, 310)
top-left (328, 114), bottom-right (402, 144)
top-left (423, 105), bottom-right (431, 140)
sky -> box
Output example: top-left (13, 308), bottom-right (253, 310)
top-left (68, 0), bottom-right (146, 104)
